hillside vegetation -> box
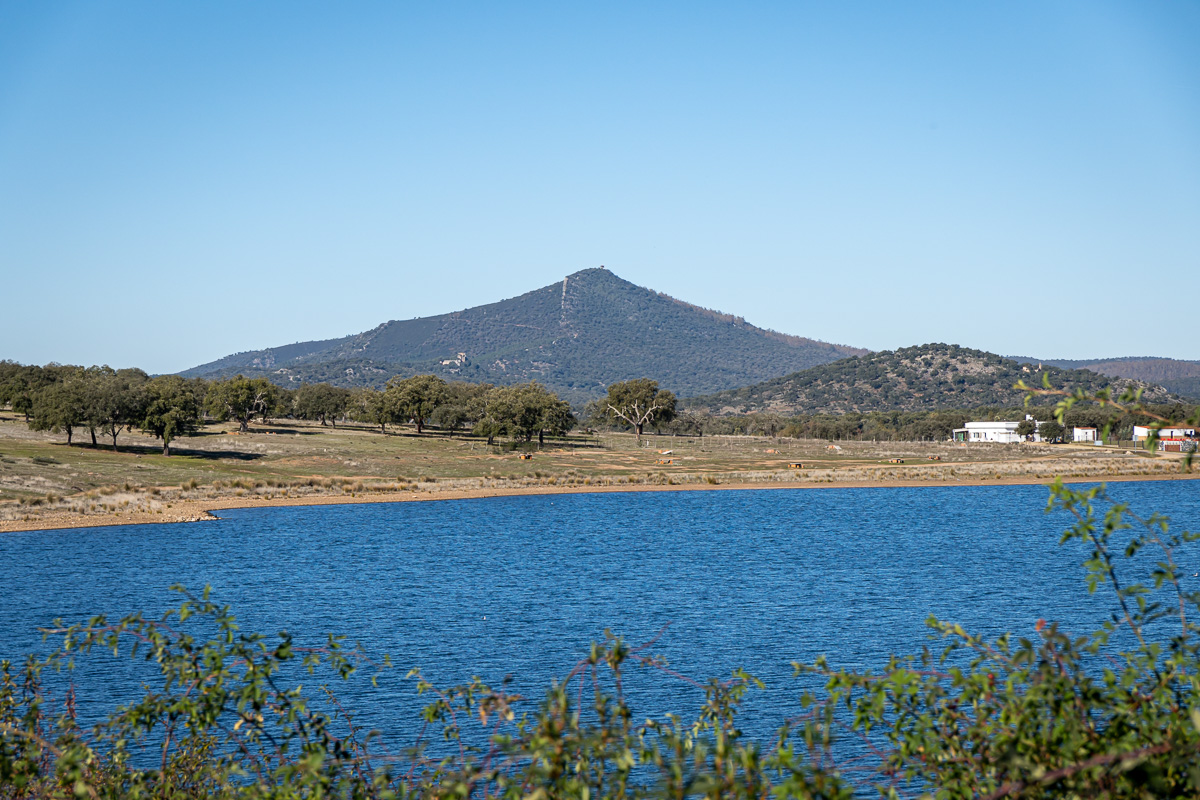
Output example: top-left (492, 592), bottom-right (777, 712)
top-left (181, 268), bottom-right (864, 405)
top-left (685, 343), bottom-right (1178, 415)
top-left (1011, 355), bottom-right (1200, 399)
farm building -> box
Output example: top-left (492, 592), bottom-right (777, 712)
top-left (1131, 425), bottom-right (1198, 451)
top-left (1072, 427), bottom-right (1098, 443)
top-left (953, 421), bottom-right (1024, 444)
top-left (953, 415), bottom-right (1055, 444)
top-left (1132, 425), bottom-right (1196, 441)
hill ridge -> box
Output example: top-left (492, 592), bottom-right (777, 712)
top-left (684, 343), bottom-right (1179, 415)
top-left (1007, 355), bottom-right (1200, 399)
top-left (181, 268), bottom-right (867, 405)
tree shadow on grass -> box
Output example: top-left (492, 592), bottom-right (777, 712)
top-left (191, 425), bottom-right (322, 437)
top-left (378, 429), bottom-right (608, 450)
top-left (53, 442), bottom-right (265, 462)
top-left (163, 447), bottom-right (265, 462)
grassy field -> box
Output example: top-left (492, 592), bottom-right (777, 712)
top-left (0, 411), bottom-right (1190, 530)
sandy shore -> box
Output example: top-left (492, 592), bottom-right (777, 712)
top-left (3, 471), bottom-right (1197, 533)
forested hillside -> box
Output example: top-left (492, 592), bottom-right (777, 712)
top-left (685, 343), bottom-right (1178, 415)
top-left (181, 268), bottom-right (865, 405)
top-left (1010, 355), bottom-right (1200, 399)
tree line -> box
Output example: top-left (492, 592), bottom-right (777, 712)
top-left (0, 362), bottom-right (584, 454)
top-left (14, 359), bottom-right (1170, 449)
top-left (0, 363), bottom-right (202, 454)
top-left (590, 402), bottom-right (1200, 442)
top-left (0, 362), bottom-right (690, 454)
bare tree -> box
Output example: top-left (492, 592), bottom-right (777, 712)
top-left (605, 378), bottom-right (677, 443)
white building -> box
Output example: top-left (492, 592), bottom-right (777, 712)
top-left (953, 421), bottom-right (1024, 443)
top-left (1132, 425), bottom-right (1196, 441)
top-left (953, 415), bottom-right (1054, 443)
top-left (1073, 427), bottom-right (1098, 443)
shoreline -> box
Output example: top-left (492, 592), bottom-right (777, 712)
top-left (3, 470), bottom-right (1197, 534)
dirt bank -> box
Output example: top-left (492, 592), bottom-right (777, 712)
top-left (3, 471), bottom-right (1197, 534)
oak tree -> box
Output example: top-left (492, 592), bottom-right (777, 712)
top-left (348, 387), bottom-right (391, 432)
top-left (385, 375), bottom-right (448, 433)
top-left (1039, 420), bottom-right (1066, 443)
top-left (29, 370), bottom-right (87, 445)
top-left (604, 378), bottom-right (677, 442)
top-left (140, 375), bottom-right (202, 455)
top-left (205, 376), bottom-right (278, 433)
top-left (294, 383), bottom-right (351, 426)
top-left (91, 367), bottom-right (149, 451)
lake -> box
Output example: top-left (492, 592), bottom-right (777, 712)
top-left (2, 480), bottom-right (1198, 745)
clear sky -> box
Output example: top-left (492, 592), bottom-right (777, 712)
top-left (2, 1), bottom-right (1197, 373)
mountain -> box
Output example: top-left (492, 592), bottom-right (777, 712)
top-left (1008, 356), bottom-right (1200, 399)
top-left (181, 268), bottom-right (866, 405)
top-left (684, 343), bottom-right (1179, 416)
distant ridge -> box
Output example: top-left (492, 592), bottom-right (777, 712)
top-left (684, 343), bottom-right (1179, 416)
top-left (1008, 356), bottom-right (1200, 399)
top-left (181, 268), bottom-right (866, 405)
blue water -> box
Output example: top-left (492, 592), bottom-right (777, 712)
top-left (2, 481), bottom-right (1198, 747)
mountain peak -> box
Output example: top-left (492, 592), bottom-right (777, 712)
top-left (562, 265), bottom-right (627, 285)
top-left (181, 269), bottom-right (865, 405)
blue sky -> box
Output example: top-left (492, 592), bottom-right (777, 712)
top-left (1, 1), bottom-right (1197, 373)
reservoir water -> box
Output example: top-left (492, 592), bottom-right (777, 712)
top-left (2, 480), bottom-right (1198, 745)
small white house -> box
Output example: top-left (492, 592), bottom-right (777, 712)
top-left (1073, 427), bottom-right (1098, 443)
